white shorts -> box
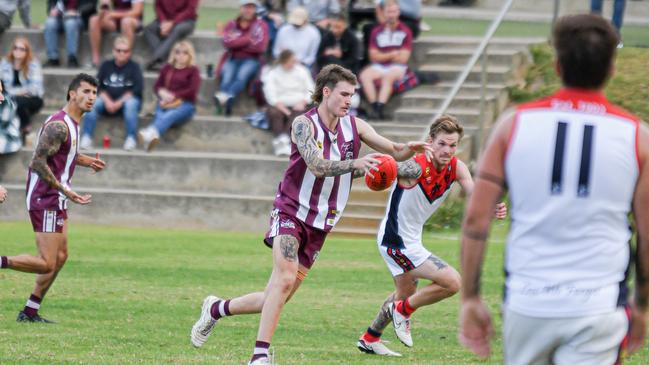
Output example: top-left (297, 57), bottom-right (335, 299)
top-left (503, 306), bottom-right (629, 365)
top-left (378, 241), bottom-right (432, 277)
top-left (369, 63), bottom-right (408, 75)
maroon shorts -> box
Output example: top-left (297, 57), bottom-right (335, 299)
top-left (264, 209), bottom-right (328, 269)
top-left (29, 209), bottom-right (67, 233)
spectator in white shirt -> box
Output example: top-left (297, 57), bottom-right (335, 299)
top-left (263, 49), bottom-right (314, 156)
top-left (272, 6), bottom-right (321, 69)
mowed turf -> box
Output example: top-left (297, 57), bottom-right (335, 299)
top-left (0, 221), bottom-right (648, 364)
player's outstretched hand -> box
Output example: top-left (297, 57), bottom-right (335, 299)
top-left (0, 185), bottom-right (7, 203)
top-left (89, 153), bottom-right (106, 173)
top-left (63, 188), bottom-right (92, 205)
top-left (354, 153), bottom-right (381, 178)
top-left (459, 298), bottom-right (494, 360)
top-left (402, 141), bottom-right (435, 162)
top-left (627, 302), bottom-right (648, 356)
top-left (494, 202), bottom-right (507, 219)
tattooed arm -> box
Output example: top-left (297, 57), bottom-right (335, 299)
top-left (29, 121), bottom-right (68, 192)
top-left (395, 158), bottom-right (422, 187)
top-left (292, 115), bottom-right (380, 178)
top-left (29, 120), bottom-right (92, 205)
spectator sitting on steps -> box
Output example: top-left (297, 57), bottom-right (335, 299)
top-left (80, 36), bottom-right (144, 151)
top-left (0, 0), bottom-right (32, 34)
top-left (88, 0), bottom-right (144, 67)
top-left (215, 0), bottom-right (269, 117)
top-left (138, 41), bottom-right (200, 152)
top-left (273, 6), bottom-right (321, 69)
top-left (0, 37), bottom-right (44, 137)
top-left (262, 49), bottom-right (314, 156)
top-left (359, 0), bottom-right (412, 120)
top-left (316, 13), bottom-right (361, 74)
top-left (43, 0), bottom-right (83, 68)
top-left (143, 0), bottom-right (198, 71)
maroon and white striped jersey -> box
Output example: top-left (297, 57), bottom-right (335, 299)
top-left (26, 110), bottom-right (79, 211)
top-left (273, 108), bottom-right (361, 232)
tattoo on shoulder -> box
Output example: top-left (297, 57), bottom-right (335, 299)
top-left (397, 159), bottom-right (422, 179)
top-left (279, 235), bottom-right (298, 262)
top-left (30, 121), bottom-right (68, 190)
top-left (292, 115), bottom-right (355, 177)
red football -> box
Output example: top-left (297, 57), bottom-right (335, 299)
top-left (365, 155), bottom-right (398, 191)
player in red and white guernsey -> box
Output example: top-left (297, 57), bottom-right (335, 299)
top-left (357, 115), bottom-right (506, 356)
top-left (459, 14), bottom-right (649, 364)
top-left (0, 74), bottom-right (105, 323)
top-left (191, 64), bottom-right (434, 364)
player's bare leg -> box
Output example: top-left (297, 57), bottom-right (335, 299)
top-left (6, 221), bottom-right (68, 323)
top-left (358, 275), bottom-right (417, 356)
top-left (250, 235), bottom-right (300, 363)
top-left (191, 235), bottom-right (305, 352)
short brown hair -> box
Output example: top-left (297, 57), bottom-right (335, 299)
top-left (277, 49), bottom-right (295, 65)
top-left (311, 64), bottom-right (357, 104)
top-left (552, 14), bottom-right (618, 89)
top-left (428, 114), bottom-right (464, 140)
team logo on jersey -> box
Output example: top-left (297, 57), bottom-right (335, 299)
top-left (317, 141), bottom-right (323, 150)
top-left (312, 250), bottom-right (320, 262)
top-left (56, 218), bottom-right (64, 227)
top-left (340, 141), bottom-right (354, 160)
top-left (280, 219), bottom-right (296, 229)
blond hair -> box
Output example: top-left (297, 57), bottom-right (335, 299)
top-left (167, 40), bottom-right (196, 67)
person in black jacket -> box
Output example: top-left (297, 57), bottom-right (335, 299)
top-left (80, 36), bottom-right (143, 151)
top-left (316, 14), bottom-right (360, 74)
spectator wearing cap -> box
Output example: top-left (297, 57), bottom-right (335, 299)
top-left (143, 0), bottom-right (198, 71)
top-left (215, 0), bottom-right (269, 116)
top-left (359, 0), bottom-right (412, 119)
top-left (272, 6), bottom-right (321, 69)
top-left (287, 0), bottom-right (341, 30)
top-left (316, 14), bottom-right (360, 74)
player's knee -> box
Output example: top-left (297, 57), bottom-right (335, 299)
top-left (443, 270), bottom-right (462, 295)
top-left (274, 271), bottom-right (297, 294)
top-left (57, 250), bottom-right (68, 267)
top-left (38, 259), bottom-right (57, 274)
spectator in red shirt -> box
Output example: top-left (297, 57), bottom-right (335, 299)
top-left (215, 0), bottom-right (269, 117)
top-left (359, 0), bottom-right (411, 120)
top-left (88, 0), bottom-right (144, 67)
top-left (138, 41), bottom-right (201, 152)
top-left (143, 0), bottom-right (198, 71)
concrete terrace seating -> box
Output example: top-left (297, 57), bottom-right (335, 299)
top-left (0, 28), bottom-right (543, 237)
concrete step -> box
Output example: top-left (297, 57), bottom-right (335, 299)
top-left (30, 110), bottom-right (426, 154)
top-left (337, 212), bottom-right (383, 231)
top-left (397, 91), bottom-right (498, 110)
top-left (418, 63), bottom-right (513, 84)
top-left (0, 183), bottom-right (383, 238)
top-left (393, 106), bottom-right (483, 125)
top-left (0, 149), bottom-right (289, 195)
top-left (424, 48), bottom-right (525, 66)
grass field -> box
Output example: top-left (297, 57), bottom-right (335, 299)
top-left (1, 221), bottom-right (648, 364)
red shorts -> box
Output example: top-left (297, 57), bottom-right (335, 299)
top-left (29, 209), bottom-right (67, 233)
top-left (264, 209), bottom-right (328, 269)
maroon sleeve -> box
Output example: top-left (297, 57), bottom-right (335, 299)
top-left (401, 24), bottom-right (413, 51)
top-left (223, 20), bottom-right (251, 50)
top-left (368, 25), bottom-right (380, 51)
top-left (172, 0), bottom-right (198, 24)
top-left (153, 64), bottom-right (171, 94)
top-left (241, 20), bottom-right (269, 55)
top-left (173, 67), bottom-right (201, 103)
top-left (155, 1), bottom-right (167, 21)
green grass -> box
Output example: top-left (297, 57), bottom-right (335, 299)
top-left (510, 44), bottom-right (649, 122)
top-left (1, 221), bottom-right (648, 364)
top-left (20, 1), bottom-right (649, 46)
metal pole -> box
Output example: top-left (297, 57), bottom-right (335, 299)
top-left (552, 0), bottom-right (560, 26)
top-left (475, 47), bottom-right (488, 161)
